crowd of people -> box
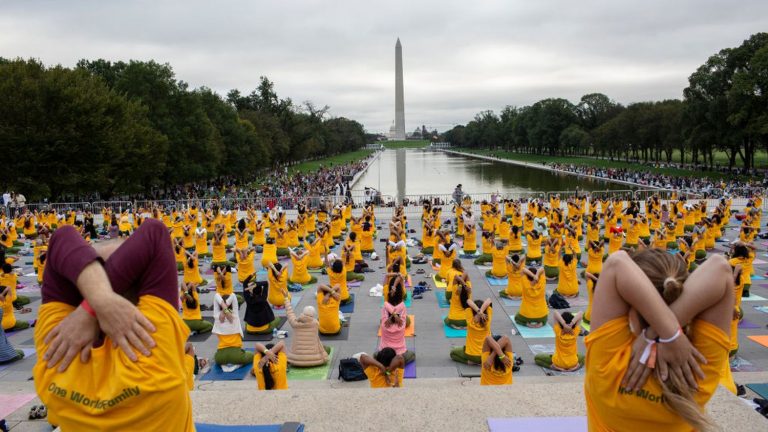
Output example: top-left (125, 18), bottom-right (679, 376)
top-left (0, 182), bottom-right (765, 430)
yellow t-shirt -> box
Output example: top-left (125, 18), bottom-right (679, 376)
top-left (180, 288), bottom-right (202, 321)
top-left (253, 352), bottom-right (288, 390)
top-left (480, 351), bottom-right (513, 386)
top-left (33, 296), bottom-right (194, 431)
top-left (464, 308), bottom-right (492, 357)
top-left (519, 277), bottom-right (548, 320)
top-left (556, 260), bottom-right (579, 297)
top-left (490, 247), bottom-right (508, 277)
top-left (317, 292), bottom-right (341, 334)
top-left (552, 324), bottom-right (580, 369)
top-left (526, 236), bottom-right (542, 259)
top-left (585, 318), bottom-right (728, 432)
top-left (364, 365), bottom-right (404, 388)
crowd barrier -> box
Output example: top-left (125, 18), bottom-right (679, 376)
top-left (6, 187), bottom-right (766, 219)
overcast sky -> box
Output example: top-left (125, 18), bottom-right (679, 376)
top-left (2, 1), bottom-right (767, 133)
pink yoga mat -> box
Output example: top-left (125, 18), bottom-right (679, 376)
top-left (0, 393), bottom-right (37, 419)
top-left (488, 417), bottom-right (587, 432)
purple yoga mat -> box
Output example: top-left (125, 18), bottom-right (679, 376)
top-left (404, 361), bottom-right (416, 379)
top-left (738, 319), bottom-right (761, 329)
top-left (487, 417), bottom-right (587, 432)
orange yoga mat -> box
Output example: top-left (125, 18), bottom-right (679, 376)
top-left (748, 335), bottom-right (768, 348)
top-left (378, 316), bottom-right (416, 337)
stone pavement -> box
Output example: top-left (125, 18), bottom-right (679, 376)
top-left (2, 209), bottom-right (768, 430)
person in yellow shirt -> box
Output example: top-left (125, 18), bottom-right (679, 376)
top-left (194, 226), bottom-right (209, 257)
top-left (450, 298), bottom-right (492, 364)
top-left (33, 220), bottom-right (195, 431)
top-left (261, 238), bottom-right (279, 268)
top-left (555, 254), bottom-right (579, 297)
top-left (728, 242), bottom-right (755, 297)
top-left (542, 237), bottom-right (561, 279)
top-left (289, 247), bottom-right (315, 285)
top-left (585, 249), bottom-right (733, 432)
top-left (180, 281), bottom-right (212, 334)
top-left (480, 335), bottom-right (514, 386)
top-left (445, 262), bottom-right (472, 327)
top-left (359, 349), bottom-right (405, 388)
top-left (488, 241), bottom-right (509, 278)
top-left (253, 341), bottom-right (288, 390)
top-left (235, 246), bottom-right (256, 285)
top-left (266, 262), bottom-right (290, 308)
top-left (317, 283), bottom-right (342, 335)
top-left (182, 250), bottom-right (206, 286)
top-left (213, 292), bottom-right (252, 366)
top-left (500, 255), bottom-right (525, 298)
top-left (360, 219), bottom-right (375, 254)
top-left (514, 267), bottom-right (548, 327)
top-left (524, 230), bottom-right (543, 264)
top-left (473, 230), bottom-right (495, 265)
top-left (326, 256), bottom-right (351, 304)
top-left (305, 236), bottom-right (326, 270)
top-left (535, 310), bottom-right (584, 371)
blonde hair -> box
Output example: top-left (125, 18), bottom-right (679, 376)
top-left (630, 248), bottom-right (716, 432)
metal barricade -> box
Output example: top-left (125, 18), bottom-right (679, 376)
top-left (48, 202), bottom-right (92, 214)
top-left (92, 201), bottom-right (133, 213)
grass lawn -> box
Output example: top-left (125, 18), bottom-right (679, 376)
top-left (456, 149), bottom-right (756, 180)
top-left (383, 140), bottom-right (430, 149)
top-left (287, 149), bottom-right (375, 174)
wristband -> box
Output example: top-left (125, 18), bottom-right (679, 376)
top-left (80, 300), bottom-right (96, 317)
top-left (498, 354), bottom-right (506, 360)
top-left (639, 327), bottom-right (682, 367)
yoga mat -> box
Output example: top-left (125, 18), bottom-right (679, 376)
top-left (339, 293), bottom-right (356, 313)
top-left (378, 316), bottom-right (415, 337)
top-left (442, 317), bottom-right (467, 338)
top-left (404, 360), bottom-right (416, 379)
top-left (528, 344), bottom-right (555, 355)
top-left (201, 362), bottom-right (253, 381)
top-left (459, 251), bottom-right (480, 259)
top-left (485, 276), bottom-right (508, 286)
top-left (754, 259), bottom-right (768, 265)
top-left (747, 335), bottom-right (768, 348)
top-left (308, 268), bottom-right (324, 273)
top-left (272, 295), bottom-right (302, 313)
top-left (432, 274), bottom-right (447, 289)
top-left (196, 423), bottom-right (304, 432)
top-left (487, 417), bottom-right (587, 432)
top-left (741, 294), bottom-right (768, 302)
top-left (435, 290), bottom-right (450, 308)
top-left (347, 280), bottom-right (362, 288)
top-left (287, 348), bottom-right (334, 380)
top-left (380, 291), bottom-right (412, 308)
top-left (511, 320), bottom-right (556, 339)
top-left (755, 305), bottom-right (768, 313)
top-left (751, 275), bottom-right (766, 281)
top-left (738, 318), bottom-right (761, 329)
top-left (242, 317), bottom-right (288, 341)
top-left (319, 320), bottom-right (350, 341)
top-left (457, 364), bottom-right (481, 378)
top-left (0, 393), bottom-right (37, 419)
top-left (746, 383), bottom-right (768, 400)
top-left (557, 295), bottom-right (589, 307)
top-left (188, 331), bottom-right (213, 342)
top-left (500, 297), bottom-right (521, 307)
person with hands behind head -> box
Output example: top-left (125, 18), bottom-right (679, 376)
top-left (33, 219), bottom-right (196, 431)
top-left (535, 310), bottom-right (584, 371)
top-left (587, 249), bottom-right (733, 432)
top-left (316, 283), bottom-right (342, 335)
top-left (252, 341), bottom-right (288, 390)
top-left (358, 348), bottom-right (405, 388)
top-left (481, 335), bottom-right (514, 386)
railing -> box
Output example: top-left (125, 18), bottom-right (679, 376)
top-left (7, 186), bottom-right (767, 220)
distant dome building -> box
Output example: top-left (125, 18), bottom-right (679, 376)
top-left (388, 121), bottom-right (397, 140)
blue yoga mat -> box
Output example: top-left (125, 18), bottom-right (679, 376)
top-left (201, 362), bottom-right (254, 381)
top-left (747, 383), bottom-right (768, 400)
top-left (435, 290), bottom-right (450, 308)
top-left (742, 294), bottom-right (768, 302)
top-left (486, 276), bottom-right (508, 286)
top-left (500, 297), bottom-right (521, 307)
top-left (442, 316), bottom-right (467, 338)
top-left (511, 319), bottom-right (556, 339)
top-left (752, 275), bottom-right (766, 281)
top-left (339, 293), bottom-right (356, 313)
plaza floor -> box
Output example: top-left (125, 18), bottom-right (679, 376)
top-left (2, 210), bottom-right (768, 430)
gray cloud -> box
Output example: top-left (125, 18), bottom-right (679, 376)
top-left (1, 0), bottom-right (766, 133)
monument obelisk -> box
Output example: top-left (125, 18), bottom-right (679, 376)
top-left (394, 38), bottom-right (406, 140)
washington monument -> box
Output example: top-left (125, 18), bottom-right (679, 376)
top-left (394, 38), bottom-right (406, 140)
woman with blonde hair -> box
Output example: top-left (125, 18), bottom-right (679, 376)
top-left (585, 249), bottom-right (733, 431)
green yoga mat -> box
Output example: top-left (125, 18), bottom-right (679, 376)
top-left (746, 383), bottom-right (768, 400)
top-left (381, 291), bottom-right (412, 308)
top-left (286, 348), bottom-right (335, 381)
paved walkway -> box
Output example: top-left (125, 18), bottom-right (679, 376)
top-left (2, 209), bottom-right (768, 430)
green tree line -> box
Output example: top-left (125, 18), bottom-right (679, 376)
top-left (443, 33), bottom-right (768, 171)
top-left (0, 58), bottom-right (366, 201)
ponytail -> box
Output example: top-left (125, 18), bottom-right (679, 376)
top-left (262, 344), bottom-right (276, 390)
